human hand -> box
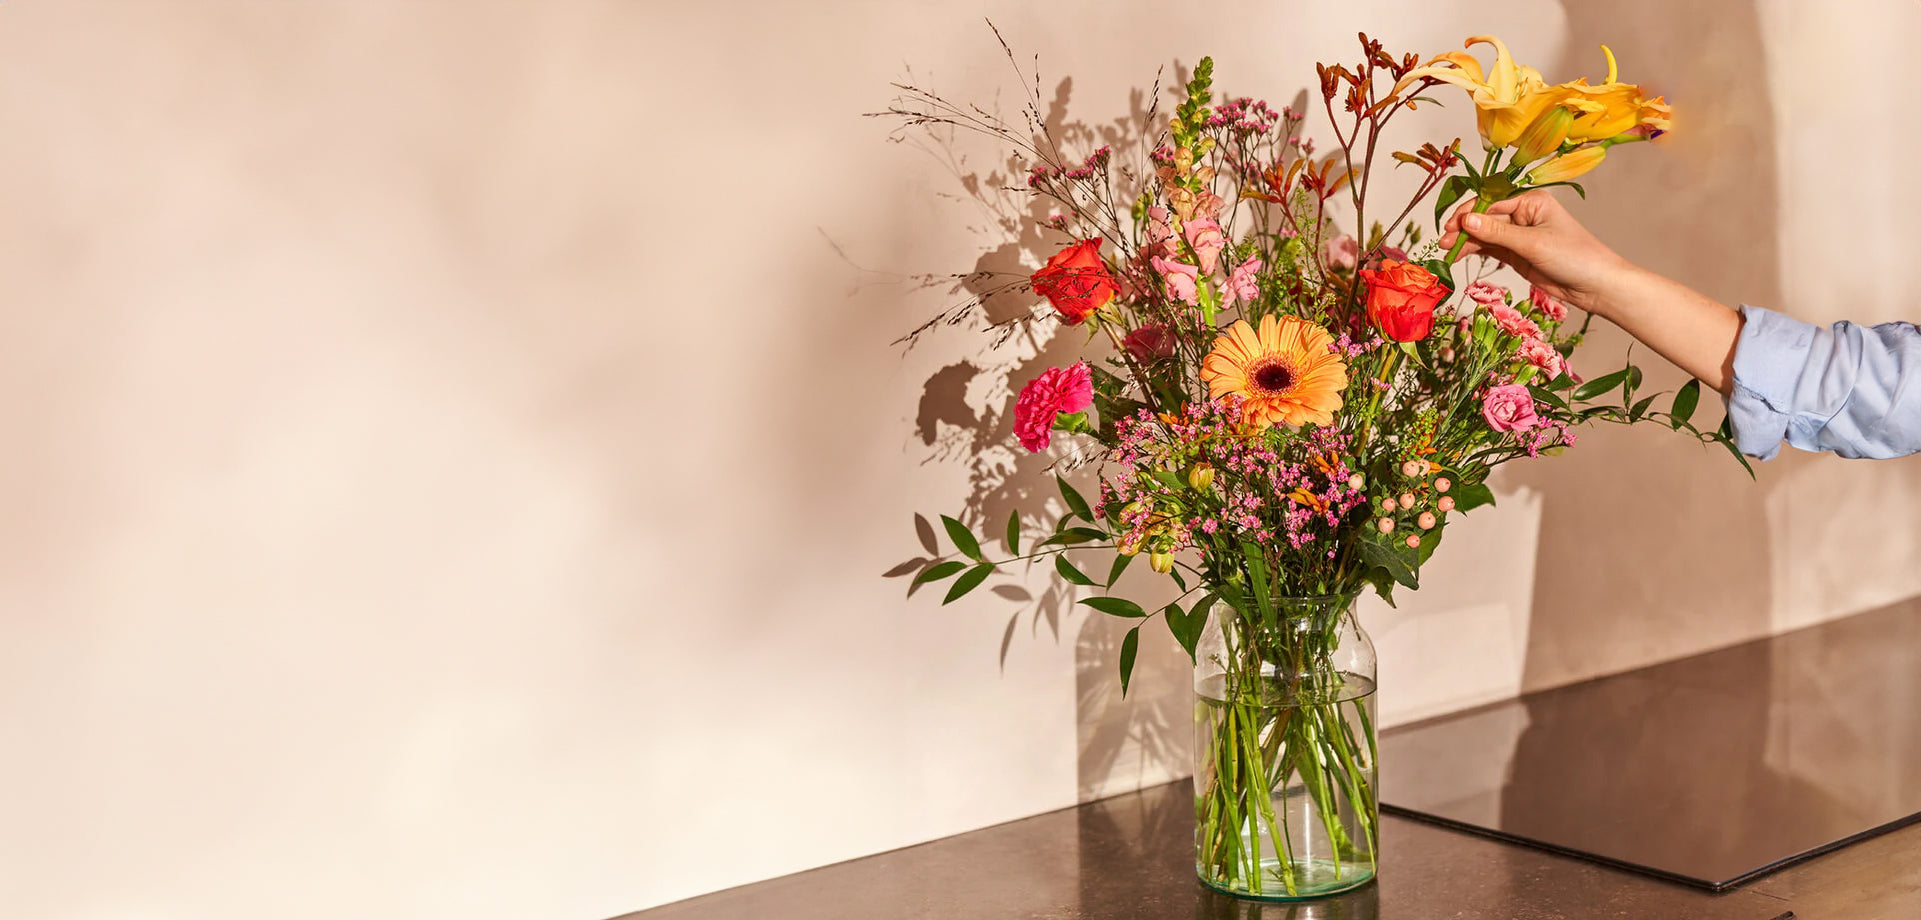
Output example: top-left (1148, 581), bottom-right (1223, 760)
top-left (1438, 190), bottom-right (1634, 317)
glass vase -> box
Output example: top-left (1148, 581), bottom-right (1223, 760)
top-left (1192, 592), bottom-right (1378, 900)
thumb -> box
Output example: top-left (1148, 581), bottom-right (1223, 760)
top-left (1462, 212), bottom-right (1537, 256)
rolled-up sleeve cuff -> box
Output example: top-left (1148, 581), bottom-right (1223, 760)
top-left (1726, 304), bottom-right (1817, 461)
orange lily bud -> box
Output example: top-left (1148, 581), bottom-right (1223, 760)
top-left (1527, 146), bottom-right (1607, 184)
top-left (1513, 104), bottom-right (1576, 165)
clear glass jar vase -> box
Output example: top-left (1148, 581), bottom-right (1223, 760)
top-left (1193, 592), bottom-right (1378, 900)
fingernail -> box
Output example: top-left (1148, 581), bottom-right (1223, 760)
top-left (1464, 214), bottom-right (1483, 231)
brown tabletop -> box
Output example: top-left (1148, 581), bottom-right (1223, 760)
top-left (621, 777), bottom-right (1921, 919)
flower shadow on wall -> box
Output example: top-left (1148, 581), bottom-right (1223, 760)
top-left (872, 60), bottom-right (1199, 798)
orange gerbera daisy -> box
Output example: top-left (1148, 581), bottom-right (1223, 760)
top-left (1200, 316), bottom-right (1348, 429)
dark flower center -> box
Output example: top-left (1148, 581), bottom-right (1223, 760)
top-left (1252, 360), bottom-right (1295, 393)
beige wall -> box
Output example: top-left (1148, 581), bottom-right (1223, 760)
top-left (0, 2), bottom-right (1915, 918)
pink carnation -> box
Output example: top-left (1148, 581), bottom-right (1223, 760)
top-left (1481, 383), bottom-right (1542, 433)
top-left (1151, 256), bottom-right (1200, 305)
top-left (1184, 218), bottom-right (1227, 275)
top-left (1530, 286), bottom-right (1570, 322)
top-left (1465, 281), bottom-right (1509, 305)
top-left (1222, 258), bottom-right (1264, 305)
top-left (1488, 301), bottom-right (1542, 339)
top-left (1014, 362), bottom-right (1095, 452)
top-left (1517, 336), bottom-right (1567, 379)
top-left (1321, 234), bottom-right (1359, 272)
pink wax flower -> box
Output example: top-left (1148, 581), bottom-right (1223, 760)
top-left (1530, 286), bottom-right (1570, 322)
top-left (1465, 281), bottom-right (1509, 305)
top-left (1122, 324), bottom-right (1177, 362)
top-left (1151, 256), bottom-right (1200, 305)
top-left (1184, 218), bottom-right (1227, 275)
top-left (1014, 362), bottom-right (1094, 452)
top-left (1321, 234), bottom-right (1359, 272)
top-left (1517, 336), bottom-right (1567, 379)
top-left (1488, 301), bottom-right (1543, 339)
top-left (1222, 258), bottom-right (1264, 305)
top-left (1482, 384), bottom-right (1543, 432)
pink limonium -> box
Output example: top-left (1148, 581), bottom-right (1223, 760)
top-left (1321, 234), bottom-right (1359, 272)
top-left (1013, 362), bottom-right (1094, 452)
top-left (1151, 256), bottom-right (1200, 305)
top-left (1481, 383), bottom-right (1543, 433)
top-left (1184, 218), bottom-right (1227, 274)
top-left (1488, 301), bottom-right (1543, 339)
top-left (1530, 286), bottom-right (1570, 322)
top-left (1465, 280), bottom-right (1508, 305)
top-left (1516, 336), bottom-right (1567, 379)
top-left (1221, 258), bottom-right (1264, 306)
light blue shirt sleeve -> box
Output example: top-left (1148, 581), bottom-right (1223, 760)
top-left (1726, 304), bottom-right (1921, 460)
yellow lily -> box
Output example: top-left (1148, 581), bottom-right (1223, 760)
top-left (1526, 146), bottom-right (1607, 184)
top-left (1395, 35), bottom-right (1570, 149)
top-left (1560, 45), bottom-right (1670, 142)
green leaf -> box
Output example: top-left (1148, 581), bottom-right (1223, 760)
top-left (1671, 379), bottom-right (1701, 428)
top-left (1625, 364), bottom-right (1645, 398)
top-left (1165, 595), bottom-right (1211, 662)
top-left (1715, 421), bottom-right (1757, 480)
top-left (1055, 554), bottom-right (1099, 587)
top-left (1004, 510), bottom-right (1021, 554)
top-left (912, 560), bottom-right (968, 588)
top-left (1080, 596), bottom-right (1150, 619)
top-left (1170, 569), bottom-right (1187, 592)
top-left (1528, 385), bottom-right (1569, 411)
top-left (1630, 394), bottom-right (1657, 421)
top-left (1039, 527), bottom-right (1108, 547)
top-left (1434, 174), bottom-right (1471, 230)
top-left (1417, 523), bottom-right (1445, 564)
top-left (1106, 551), bottom-right (1133, 587)
top-left (942, 563), bottom-right (994, 604)
top-left (1359, 538), bottom-right (1420, 590)
top-left (1150, 470), bottom-right (1186, 493)
top-left (1118, 625), bottom-right (1141, 697)
top-left (1057, 475), bottom-right (1093, 523)
top-left (941, 515), bottom-right (982, 561)
top-left (1450, 481), bottom-right (1496, 513)
top-left (1573, 368), bottom-right (1631, 401)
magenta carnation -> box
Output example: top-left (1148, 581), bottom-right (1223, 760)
top-left (1465, 281), bottom-right (1509, 305)
top-left (1488, 301), bottom-right (1543, 339)
top-left (1014, 362), bottom-right (1095, 452)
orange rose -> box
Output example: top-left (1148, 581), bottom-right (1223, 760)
top-left (1358, 260), bottom-right (1448, 342)
top-left (1031, 239), bottom-right (1117, 325)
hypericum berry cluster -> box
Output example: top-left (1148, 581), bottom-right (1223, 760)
top-left (1370, 458), bottom-right (1451, 551)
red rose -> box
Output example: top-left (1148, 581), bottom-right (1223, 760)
top-left (1358, 259), bottom-right (1447, 342)
top-left (1031, 239), bottom-right (1117, 325)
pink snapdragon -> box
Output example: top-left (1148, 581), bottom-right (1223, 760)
top-left (1151, 256), bottom-right (1200, 305)
top-left (1321, 234), bottom-right (1359, 272)
top-left (1530, 286), bottom-right (1570, 322)
top-left (1013, 362), bottom-right (1094, 452)
top-left (1481, 384), bottom-right (1542, 432)
top-left (1184, 218), bottom-right (1227, 274)
top-left (1222, 258), bottom-right (1264, 305)
top-left (1146, 206), bottom-right (1178, 258)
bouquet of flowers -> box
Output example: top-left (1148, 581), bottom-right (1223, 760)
top-left (886, 32), bottom-right (1740, 900)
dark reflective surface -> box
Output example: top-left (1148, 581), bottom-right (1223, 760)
top-left (626, 777), bottom-right (1891, 919)
top-left (1382, 597), bottom-right (1921, 889)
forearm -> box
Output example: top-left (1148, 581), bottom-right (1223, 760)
top-left (1584, 264), bottom-right (1743, 395)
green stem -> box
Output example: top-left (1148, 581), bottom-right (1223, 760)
top-left (1443, 194), bottom-right (1497, 265)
